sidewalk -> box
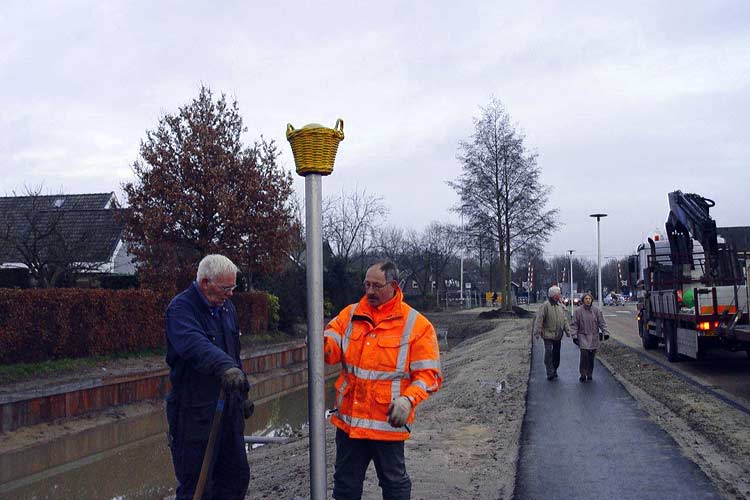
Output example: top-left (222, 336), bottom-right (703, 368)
top-left (514, 336), bottom-right (721, 500)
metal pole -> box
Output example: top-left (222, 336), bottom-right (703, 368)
top-left (460, 257), bottom-right (464, 306)
top-left (568, 250), bottom-right (574, 317)
top-left (305, 174), bottom-right (326, 500)
top-left (590, 214), bottom-right (607, 308)
top-left (598, 221), bottom-right (603, 308)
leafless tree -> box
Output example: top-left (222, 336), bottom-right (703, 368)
top-left (322, 186), bottom-right (389, 269)
top-left (373, 226), bottom-right (408, 266)
top-left (375, 222), bottom-right (459, 306)
top-left (449, 98), bottom-right (559, 309)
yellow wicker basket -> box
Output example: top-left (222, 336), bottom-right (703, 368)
top-left (286, 119), bottom-right (344, 176)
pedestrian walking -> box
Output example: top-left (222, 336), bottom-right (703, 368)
top-left (570, 292), bottom-right (609, 382)
top-left (533, 286), bottom-right (570, 380)
top-left (324, 261), bottom-right (443, 500)
top-left (164, 254), bottom-right (254, 500)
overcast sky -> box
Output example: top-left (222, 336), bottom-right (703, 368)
top-left (2, 0), bottom-right (748, 263)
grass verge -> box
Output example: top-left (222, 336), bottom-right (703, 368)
top-left (0, 348), bottom-right (165, 386)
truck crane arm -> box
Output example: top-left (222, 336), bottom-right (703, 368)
top-left (665, 190), bottom-right (718, 267)
top-left (665, 190), bottom-right (741, 285)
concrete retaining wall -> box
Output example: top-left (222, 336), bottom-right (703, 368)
top-left (0, 341), bottom-right (318, 434)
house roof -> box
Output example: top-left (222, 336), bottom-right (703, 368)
top-left (0, 192), bottom-right (117, 212)
top-left (0, 193), bottom-right (126, 265)
top-left (717, 226), bottom-right (750, 252)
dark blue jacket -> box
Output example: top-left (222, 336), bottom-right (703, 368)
top-left (165, 283), bottom-right (244, 411)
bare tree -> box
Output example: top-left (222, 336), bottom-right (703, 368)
top-left (376, 223), bottom-right (459, 307)
top-left (422, 222), bottom-right (461, 306)
top-left (449, 98), bottom-right (559, 309)
top-left (322, 186), bottom-right (388, 269)
top-left (373, 226), bottom-right (408, 266)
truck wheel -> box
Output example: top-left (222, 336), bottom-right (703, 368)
top-left (664, 323), bottom-right (679, 362)
top-left (640, 321), bottom-right (659, 350)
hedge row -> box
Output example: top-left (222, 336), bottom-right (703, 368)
top-left (0, 289), bottom-right (269, 364)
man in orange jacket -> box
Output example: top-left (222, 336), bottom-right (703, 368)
top-left (324, 261), bottom-right (443, 500)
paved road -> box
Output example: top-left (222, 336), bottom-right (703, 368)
top-left (603, 303), bottom-right (750, 409)
top-left (514, 334), bottom-right (721, 500)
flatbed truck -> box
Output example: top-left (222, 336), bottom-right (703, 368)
top-left (629, 191), bottom-right (750, 361)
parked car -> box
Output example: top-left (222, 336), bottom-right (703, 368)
top-left (603, 293), bottom-right (625, 306)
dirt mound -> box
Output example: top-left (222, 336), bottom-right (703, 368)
top-left (478, 305), bottom-right (533, 319)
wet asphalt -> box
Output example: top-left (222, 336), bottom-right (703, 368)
top-left (514, 336), bottom-right (721, 500)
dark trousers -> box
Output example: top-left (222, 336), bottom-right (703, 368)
top-left (333, 428), bottom-right (411, 500)
top-left (168, 403), bottom-right (249, 500)
top-left (579, 348), bottom-right (597, 378)
top-left (543, 339), bottom-right (562, 377)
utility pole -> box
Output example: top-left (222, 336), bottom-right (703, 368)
top-left (459, 213), bottom-right (464, 307)
top-left (568, 249), bottom-right (574, 317)
top-left (589, 213), bottom-right (608, 308)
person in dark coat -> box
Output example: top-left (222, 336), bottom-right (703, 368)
top-left (570, 292), bottom-right (609, 382)
top-left (165, 254), bottom-right (254, 500)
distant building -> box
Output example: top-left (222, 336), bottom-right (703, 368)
top-left (0, 192), bottom-right (135, 287)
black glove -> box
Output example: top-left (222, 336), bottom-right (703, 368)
top-left (602, 333), bottom-right (610, 341)
top-left (221, 367), bottom-right (248, 393)
top-left (573, 337), bottom-right (579, 346)
top-left (242, 399), bottom-right (255, 419)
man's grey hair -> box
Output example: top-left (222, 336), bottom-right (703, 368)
top-left (548, 286), bottom-right (561, 298)
top-left (375, 261), bottom-right (399, 284)
top-left (196, 254), bottom-right (238, 282)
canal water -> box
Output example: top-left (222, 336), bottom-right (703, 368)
top-left (0, 381), bottom-right (336, 500)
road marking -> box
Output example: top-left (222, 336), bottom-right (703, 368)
top-left (604, 314), bottom-right (618, 317)
top-left (616, 310), bottom-right (631, 314)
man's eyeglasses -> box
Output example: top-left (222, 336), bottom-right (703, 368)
top-left (363, 281), bottom-right (388, 290)
top-left (212, 281), bottom-right (237, 292)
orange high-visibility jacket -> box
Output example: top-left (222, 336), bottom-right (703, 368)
top-left (324, 288), bottom-right (442, 441)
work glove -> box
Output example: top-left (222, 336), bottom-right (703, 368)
top-left (242, 399), bottom-right (255, 419)
top-left (386, 396), bottom-right (412, 427)
top-left (221, 367), bottom-right (249, 394)
top-left (572, 337), bottom-right (579, 346)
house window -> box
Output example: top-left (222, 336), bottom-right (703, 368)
top-left (53, 198), bottom-right (65, 208)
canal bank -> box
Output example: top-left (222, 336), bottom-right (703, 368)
top-left (0, 340), bottom-right (338, 500)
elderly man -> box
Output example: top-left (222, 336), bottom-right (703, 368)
top-left (534, 285), bottom-right (571, 380)
top-left (165, 254), bottom-right (254, 500)
top-left (571, 292), bottom-right (609, 382)
top-left (324, 261), bottom-right (443, 500)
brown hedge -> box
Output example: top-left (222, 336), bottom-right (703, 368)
top-left (0, 289), bottom-right (269, 364)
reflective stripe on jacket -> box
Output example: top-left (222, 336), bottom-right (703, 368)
top-left (324, 288), bottom-right (442, 441)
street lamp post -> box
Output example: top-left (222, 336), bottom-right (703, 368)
top-left (287, 119), bottom-right (344, 500)
top-left (459, 213), bottom-right (464, 308)
top-left (568, 249), bottom-right (574, 317)
top-left (589, 213), bottom-right (608, 308)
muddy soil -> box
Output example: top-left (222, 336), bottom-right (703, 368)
top-left (597, 341), bottom-right (750, 500)
top-left (245, 312), bottom-right (533, 500)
